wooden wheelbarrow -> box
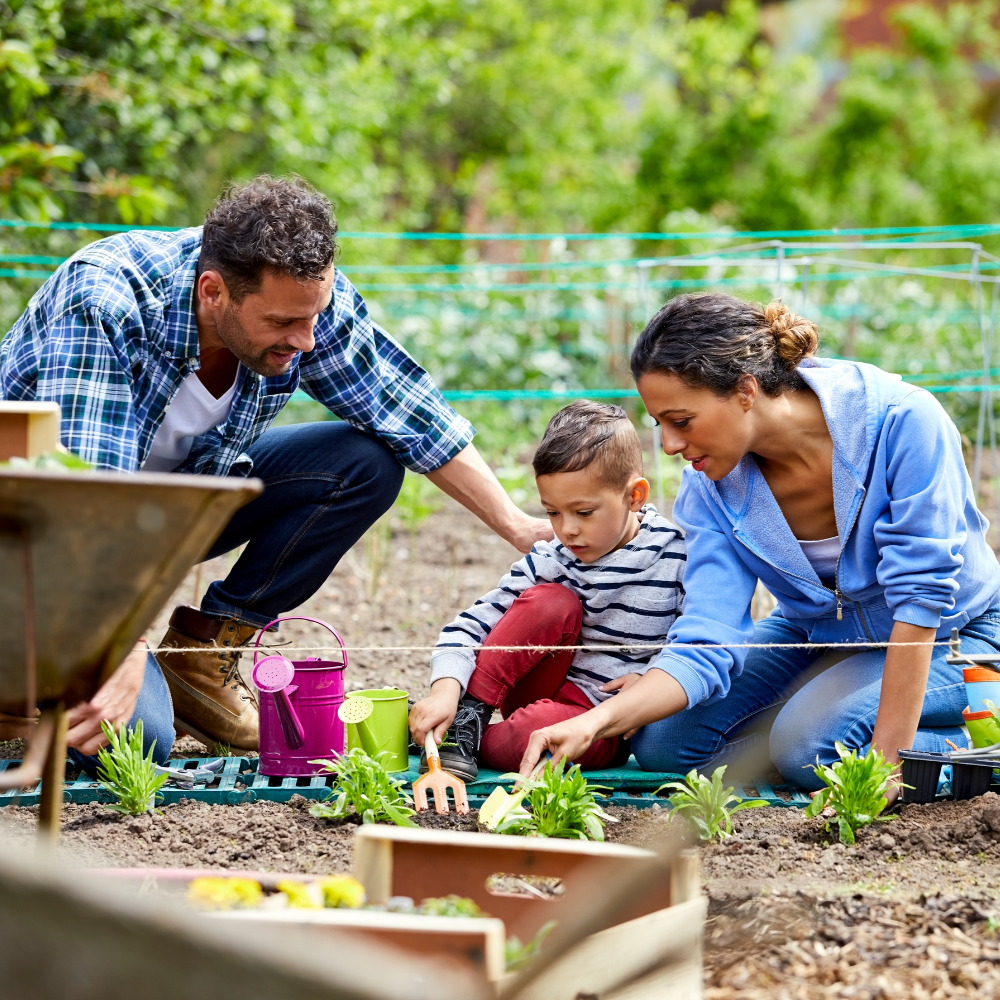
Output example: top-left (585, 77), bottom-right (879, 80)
top-left (0, 465), bottom-right (260, 838)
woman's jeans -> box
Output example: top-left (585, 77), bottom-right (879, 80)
top-left (70, 421), bottom-right (404, 774)
top-left (631, 604), bottom-right (1000, 790)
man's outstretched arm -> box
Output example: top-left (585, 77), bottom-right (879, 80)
top-left (426, 443), bottom-right (553, 553)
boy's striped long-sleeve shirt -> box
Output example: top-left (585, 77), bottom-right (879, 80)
top-left (429, 505), bottom-right (687, 705)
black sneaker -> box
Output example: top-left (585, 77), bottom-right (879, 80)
top-left (419, 695), bottom-right (494, 782)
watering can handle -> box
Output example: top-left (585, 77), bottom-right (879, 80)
top-left (252, 616), bottom-right (347, 667)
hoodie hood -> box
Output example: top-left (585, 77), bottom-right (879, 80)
top-left (703, 359), bottom-right (919, 591)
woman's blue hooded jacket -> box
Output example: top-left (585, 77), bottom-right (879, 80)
top-left (653, 357), bottom-right (1000, 709)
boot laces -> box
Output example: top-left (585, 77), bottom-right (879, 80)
top-left (448, 701), bottom-right (485, 757)
top-left (217, 632), bottom-right (261, 708)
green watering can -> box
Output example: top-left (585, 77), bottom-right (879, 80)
top-left (338, 688), bottom-right (410, 772)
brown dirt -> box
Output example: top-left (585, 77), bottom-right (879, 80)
top-left (606, 798), bottom-right (1000, 997)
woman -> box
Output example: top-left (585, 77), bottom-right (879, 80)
top-left (519, 293), bottom-right (1000, 791)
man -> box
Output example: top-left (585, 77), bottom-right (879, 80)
top-left (0, 176), bottom-right (550, 763)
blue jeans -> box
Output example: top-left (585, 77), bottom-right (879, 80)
top-left (72, 421), bottom-right (404, 773)
top-left (631, 604), bottom-right (1000, 790)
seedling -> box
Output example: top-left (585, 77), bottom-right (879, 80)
top-left (494, 758), bottom-right (615, 841)
top-left (505, 920), bottom-right (557, 972)
top-left (309, 747), bottom-right (417, 826)
top-left (656, 766), bottom-right (767, 842)
top-left (212, 741), bottom-right (233, 758)
top-left (95, 719), bottom-right (168, 815)
top-left (804, 742), bottom-right (903, 846)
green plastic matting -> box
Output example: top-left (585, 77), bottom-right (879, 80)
top-left (0, 754), bottom-right (812, 809)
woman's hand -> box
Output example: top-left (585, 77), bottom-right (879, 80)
top-left (409, 678), bottom-right (462, 746)
top-left (599, 673), bottom-right (644, 736)
top-left (519, 712), bottom-right (603, 777)
top-left (519, 669), bottom-right (691, 776)
top-left (65, 641), bottom-right (148, 755)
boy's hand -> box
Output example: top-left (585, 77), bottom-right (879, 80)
top-left (409, 678), bottom-right (462, 747)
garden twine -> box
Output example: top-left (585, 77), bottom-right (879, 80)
top-left (145, 640), bottom-right (962, 654)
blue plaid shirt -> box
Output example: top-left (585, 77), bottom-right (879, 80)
top-left (0, 228), bottom-right (474, 475)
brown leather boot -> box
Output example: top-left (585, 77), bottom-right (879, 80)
top-left (155, 606), bottom-right (261, 751)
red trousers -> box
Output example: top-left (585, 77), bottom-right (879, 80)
top-left (466, 583), bottom-right (627, 772)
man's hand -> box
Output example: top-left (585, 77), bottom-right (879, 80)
top-left (65, 641), bottom-right (148, 755)
top-left (426, 443), bottom-right (554, 553)
top-left (508, 514), bottom-right (555, 554)
top-left (409, 678), bottom-right (462, 747)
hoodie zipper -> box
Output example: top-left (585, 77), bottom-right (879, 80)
top-left (732, 493), bottom-right (874, 642)
top-left (830, 494), bottom-right (875, 643)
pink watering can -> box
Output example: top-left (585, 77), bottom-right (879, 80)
top-left (251, 616), bottom-right (347, 777)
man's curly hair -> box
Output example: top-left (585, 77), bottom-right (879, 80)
top-left (199, 175), bottom-right (337, 302)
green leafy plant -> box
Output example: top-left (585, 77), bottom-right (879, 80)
top-left (212, 741), bottom-right (233, 758)
top-left (804, 743), bottom-right (904, 846)
top-left (656, 766), bottom-right (767, 842)
top-left (505, 920), bottom-right (557, 972)
top-left (309, 747), bottom-right (416, 827)
top-left (417, 895), bottom-right (485, 918)
top-left (3, 449), bottom-right (93, 471)
top-left (95, 720), bottom-right (168, 816)
top-left (495, 758), bottom-right (615, 841)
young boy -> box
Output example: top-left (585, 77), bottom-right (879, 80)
top-left (408, 400), bottom-right (687, 778)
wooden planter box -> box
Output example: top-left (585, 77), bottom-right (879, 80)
top-left (88, 828), bottom-right (706, 997)
top-left (349, 825), bottom-right (706, 998)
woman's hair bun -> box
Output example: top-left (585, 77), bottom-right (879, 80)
top-left (763, 301), bottom-right (818, 368)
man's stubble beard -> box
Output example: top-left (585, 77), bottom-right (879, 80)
top-left (216, 304), bottom-right (299, 377)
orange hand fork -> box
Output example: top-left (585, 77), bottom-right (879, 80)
top-left (412, 733), bottom-right (470, 815)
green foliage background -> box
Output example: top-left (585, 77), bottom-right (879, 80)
top-left (2, 0), bottom-right (1000, 501)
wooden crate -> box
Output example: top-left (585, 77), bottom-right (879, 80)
top-left (352, 825), bottom-right (685, 941)
top-left (509, 895), bottom-right (705, 1000)
top-left (212, 908), bottom-right (507, 981)
top-left (0, 401), bottom-right (60, 461)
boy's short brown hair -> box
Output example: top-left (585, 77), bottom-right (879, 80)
top-left (532, 400), bottom-right (644, 491)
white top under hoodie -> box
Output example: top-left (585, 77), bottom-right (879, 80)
top-left (430, 505), bottom-right (687, 705)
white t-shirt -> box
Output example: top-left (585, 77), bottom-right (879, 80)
top-left (142, 371), bottom-right (238, 473)
top-left (799, 535), bottom-right (840, 579)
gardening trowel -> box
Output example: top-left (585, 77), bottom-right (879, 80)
top-left (154, 758), bottom-right (226, 789)
top-left (478, 752), bottom-right (551, 831)
top-left (413, 733), bottom-right (470, 815)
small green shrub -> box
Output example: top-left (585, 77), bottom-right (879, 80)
top-left (656, 766), bottom-right (767, 842)
top-left (505, 920), bottom-right (557, 972)
top-left (804, 742), bottom-right (903, 846)
top-left (495, 758), bottom-right (615, 841)
top-left (309, 748), bottom-right (416, 826)
top-left (95, 720), bottom-right (168, 816)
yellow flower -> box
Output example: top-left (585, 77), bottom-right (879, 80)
top-left (276, 879), bottom-right (324, 909)
top-left (315, 875), bottom-right (366, 909)
top-left (187, 877), bottom-right (263, 911)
